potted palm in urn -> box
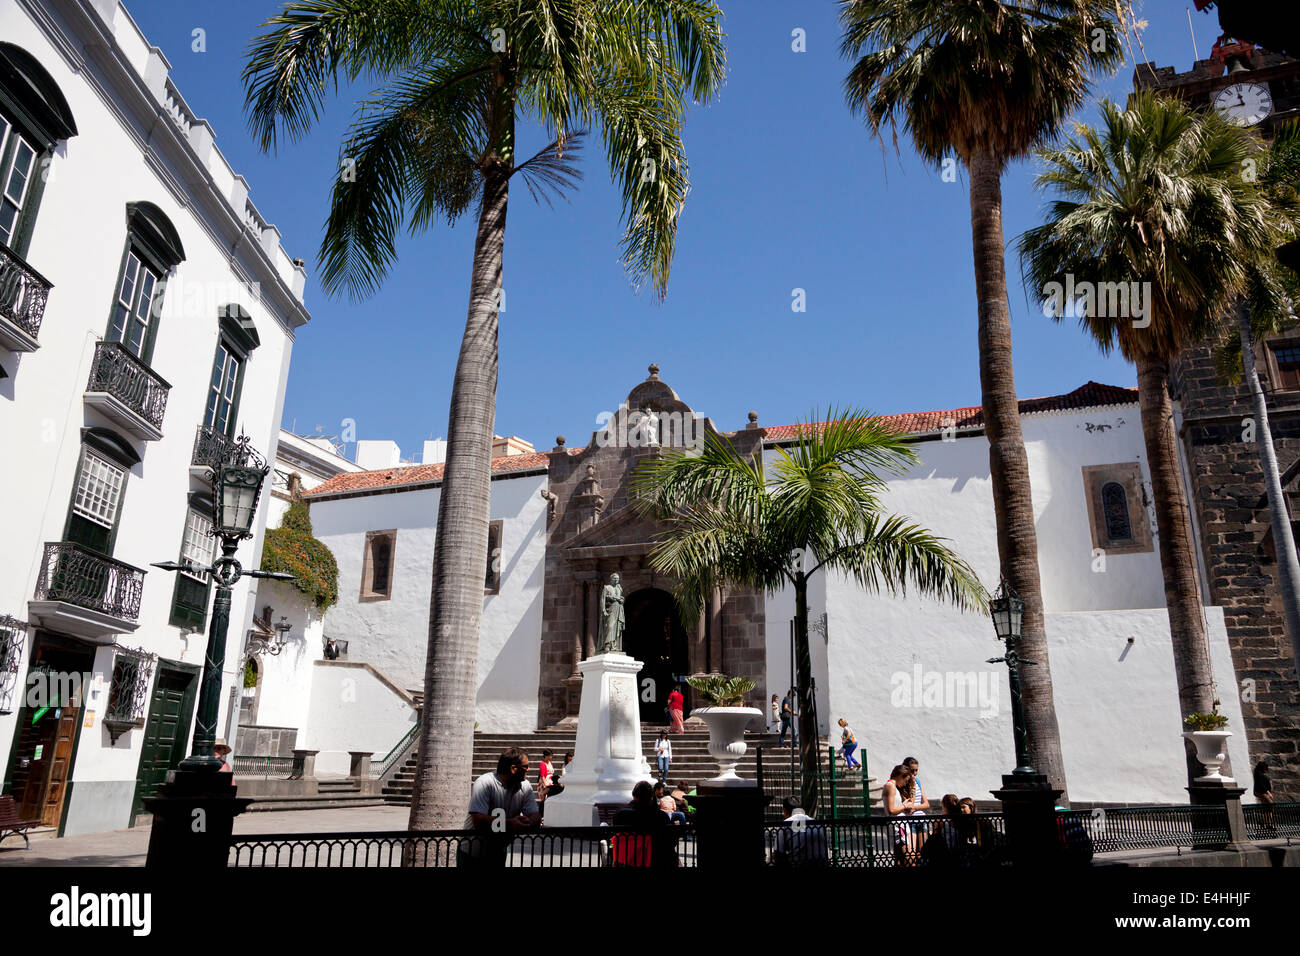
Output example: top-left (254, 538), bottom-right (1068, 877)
top-left (687, 674), bottom-right (762, 787)
top-left (1183, 711), bottom-right (1234, 782)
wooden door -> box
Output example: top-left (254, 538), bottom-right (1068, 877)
top-left (131, 666), bottom-right (196, 821)
top-left (40, 705), bottom-right (81, 826)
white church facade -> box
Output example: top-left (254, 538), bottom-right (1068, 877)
top-left (0, 0), bottom-right (310, 835)
top-left (255, 366), bottom-right (1250, 805)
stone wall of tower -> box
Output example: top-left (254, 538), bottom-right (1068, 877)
top-left (1172, 344), bottom-right (1300, 796)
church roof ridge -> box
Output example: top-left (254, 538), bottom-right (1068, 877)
top-left (304, 382), bottom-right (1137, 499)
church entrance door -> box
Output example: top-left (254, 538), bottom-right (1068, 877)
top-left (622, 588), bottom-right (690, 724)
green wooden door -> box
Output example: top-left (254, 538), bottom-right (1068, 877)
top-left (131, 665), bottom-right (197, 822)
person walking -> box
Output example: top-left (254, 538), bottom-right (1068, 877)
top-left (667, 684), bottom-right (685, 734)
top-left (779, 690), bottom-right (797, 748)
top-left (838, 718), bottom-right (860, 770)
top-left (655, 730), bottom-right (672, 781)
top-left (770, 694), bottom-right (780, 733)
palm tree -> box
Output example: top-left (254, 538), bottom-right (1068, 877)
top-left (839, 0), bottom-right (1123, 797)
top-left (1018, 93), bottom-right (1278, 772)
top-left (634, 413), bottom-right (987, 813)
top-left (243, 0), bottom-right (725, 831)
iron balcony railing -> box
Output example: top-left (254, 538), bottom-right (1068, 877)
top-left (192, 423), bottom-right (236, 471)
top-left (35, 542), bottom-right (147, 623)
top-left (0, 244), bottom-right (52, 341)
top-left (87, 341), bottom-right (170, 432)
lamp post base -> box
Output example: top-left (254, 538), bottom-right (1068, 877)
top-left (143, 766), bottom-right (253, 869)
top-left (991, 772), bottom-right (1063, 866)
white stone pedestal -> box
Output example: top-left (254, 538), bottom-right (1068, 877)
top-left (542, 653), bottom-right (653, 828)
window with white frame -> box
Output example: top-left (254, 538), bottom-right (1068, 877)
top-left (179, 509), bottom-right (215, 577)
top-left (108, 250), bottom-right (160, 360)
top-left (0, 113), bottom-right (36, 248)
top-left (205, 341), bottom-right (242, 435)
top-left (72, 452), bottom-right (125, 529)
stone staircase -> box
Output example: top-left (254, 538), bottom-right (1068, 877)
top-left (243, 778), bottom-right (386, 812)
top-left (381, 728), bottom-right (883, 812)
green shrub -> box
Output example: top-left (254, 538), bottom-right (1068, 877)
top-left (261, 499), bottom-right (339, 610)
top-left (1185, 711), bottom-right (1229, 731)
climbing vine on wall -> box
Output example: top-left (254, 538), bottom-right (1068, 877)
top-left (260, 497), bottom-right (339, 609)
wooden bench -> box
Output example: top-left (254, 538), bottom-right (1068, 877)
top-left (0, 795), bottom-right (40, 849)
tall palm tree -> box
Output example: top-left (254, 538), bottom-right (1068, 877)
top-left (243, 0), bottom-right (725, 831)
top-left (839, 0), bottom-right (1123, 796)
top-left (634, 413), bottom-right (987, 813)
top-left (1018, 93), bottom-right (1278, 772)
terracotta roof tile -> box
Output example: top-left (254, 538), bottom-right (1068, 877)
top-left (303, 382), bottom-right (1136, 499)
top-left (761, 381), bottom-right (1137, 442)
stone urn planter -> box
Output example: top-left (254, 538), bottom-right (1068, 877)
top-left (692, 706), bottom-right (763, 787)
top-left (1183, 730), bottom-right (1234, 783)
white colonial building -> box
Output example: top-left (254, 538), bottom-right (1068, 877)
top-left (0, 0), bottom-right (310, 835)
top-left (261, 367), bottom-right (1250, 806)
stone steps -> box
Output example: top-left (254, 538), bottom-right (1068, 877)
top-left (381, 730), bottom-right (882, 807)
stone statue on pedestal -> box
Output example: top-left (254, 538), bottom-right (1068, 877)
top-left (598, 572), bottom-right (626, 653)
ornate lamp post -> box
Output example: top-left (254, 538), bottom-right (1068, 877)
top-left (986, 580), bottom-right (1036, 776)
top-left (152, 435), bottom-right (292, 768)
top-left (986, 579), bottom-right (1063, 864)
top-left (144, 436), bottom-right (291, 868)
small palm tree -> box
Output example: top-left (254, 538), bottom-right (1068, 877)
top-left (839, 0), bottom-right (1124, 798)
top-left (1018, 93), bottom-right (1278, 763)
top-left (243, 0), bottom-right (725, 833)
top-left (634, 412), bottom-right (987, 813)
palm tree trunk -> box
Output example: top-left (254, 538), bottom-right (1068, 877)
top-left (967, 149), bottom-right (1068, 798)
top-left (1239, 309), bottom-right (1300, 682)
top-left (793, 572), bottom-right (819, 815)
top-left (407, 167), bottom-right (509, 835)
top-left (1134, 355), bottom-right (1216, 742)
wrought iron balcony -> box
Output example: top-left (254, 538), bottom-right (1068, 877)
top-left (192, 423), bottom-right (236, 475)
top-left (29, 542), bottom-right (146, 640)
top-left (84, 341), bottom-right (171, 441)
top-left (0, 243), bottom-right (52, 352)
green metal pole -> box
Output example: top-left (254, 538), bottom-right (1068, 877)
top-left (181, 538), bottom-right (238, 770)
top-left (828, 744), bottom-right (839, 865)
top-left (861, 745), bottom-right (874, 866)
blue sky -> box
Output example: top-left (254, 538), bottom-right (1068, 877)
top-left (125, 0), bottom-right (1224, 460)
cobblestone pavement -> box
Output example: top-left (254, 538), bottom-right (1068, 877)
top-left (0, 805), bottom-right (410, 867)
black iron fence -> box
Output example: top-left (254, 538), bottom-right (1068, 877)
top-left (763, 812), bottom-right (1011, 867)
top-left (1056, 804), bottom-right (1232, 853)
top-left (0, 243), bottom-right (52, 341)
top-left (1245, 801), bottom-right (1300, 841)
top-left (86, 341), bottom-right (170, 432)
top-left (34, 541), bottom-right (146, 622)
top-left (229, 825), bottom-right (698, 868)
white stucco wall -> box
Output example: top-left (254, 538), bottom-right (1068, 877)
top-left (302, 661), bottom-right (418, 774)
top-left (308, 470), bottom-right (547, 736)
top-left (805, 406), bottom-right (1249, 804)
top-left (0, 2), bottom-right (306, 836)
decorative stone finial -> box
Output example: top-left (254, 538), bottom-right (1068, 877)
top-left (648, 363), bottom-right (660, 379)
top-left (555, 435), bottom-right (566, 448)
top-left (746, 410), bottom-right (759, 429)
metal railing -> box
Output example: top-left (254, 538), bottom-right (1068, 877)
top-left (34, 542), bottom-right (146, 622)
top-left (232, 755), bottom-right (297, 778)
top-left (230, 825), bottom-right (697, 868)
top-left (763, 813), bottom-right (1011, 868)
top-left (192, 423), bottom-right (236, 471)
top-left (1244, 801), bottom-right (1300, 841)
top-left (1057, 804), bottom-right (1231, 853)
top-left (372, 720), bottom-right (421, 780)
top-left (87, 341), bottom-right (170, 432)
top-left (0, 244), bottom-right (52, 341)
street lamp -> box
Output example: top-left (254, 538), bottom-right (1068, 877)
top-left (152, 435), bottom-right (292, 770)
top-left (987, 579), bottom-right (1037, 777)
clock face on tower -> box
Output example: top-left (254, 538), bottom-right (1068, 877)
top-left (1212, 82), bottom-right (1274, 126)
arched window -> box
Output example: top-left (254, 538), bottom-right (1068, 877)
top-left (0, 42), bottom-right (77, 255)
top-left (1101, 481), bottom-right (1133, 542)
top-left (361, 530), bottom-right (396, 601)
top-left (371, 536), bottom-right (392, 592)
top-left (107, 202), bottom-right (186, 363)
